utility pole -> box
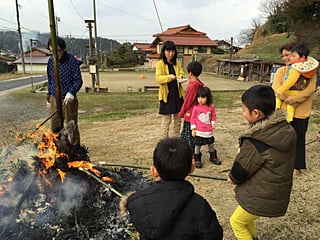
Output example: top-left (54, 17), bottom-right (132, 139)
top-left (15, 0), bottom-right (26, 74)
top-left (56, 16), bottom-right (60, 35)
top-left (93, 0), bottom-right (100, 88)
top-left (228, 36), bottom-right (233, 76)
top-left (85, 19), bottom-right (96, 90)
top-left (229, 37), bottom-right (233, 60)
top-left (30, 39), bottom-right (34, 89)
top-left (29, 39), bottom-right (38, 90)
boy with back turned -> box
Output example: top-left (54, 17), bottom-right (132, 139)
top-left (121, 137), bottom-right (223, 240)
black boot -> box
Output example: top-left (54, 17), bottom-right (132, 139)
top-left (209, 150), bottom-right (221, 165)
top-left (194, 153), bottom-right (202, 168)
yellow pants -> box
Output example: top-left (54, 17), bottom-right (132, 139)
top-left (230, 205), bottom-right (259, 240)
top-left (276, 90), bottom-right (298, 122)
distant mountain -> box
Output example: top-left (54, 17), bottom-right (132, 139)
top-left (0, 31), bottom-right (121, 59)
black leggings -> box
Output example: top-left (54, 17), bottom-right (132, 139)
top-left (291, 117), bottom-right (309, 169)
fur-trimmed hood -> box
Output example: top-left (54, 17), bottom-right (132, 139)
top-left (119, 191), bottom-right (134, 218)
top-left (240, 110), bottom-right (295, 152)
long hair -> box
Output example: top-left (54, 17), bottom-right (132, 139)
top-left (47, 36), bottom-right (66, 50)
top-left (159, 41), bottom-right (177, 65)
top-left (196, 86), bottom-right (213, 106)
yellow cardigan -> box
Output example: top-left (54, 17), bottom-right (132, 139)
top-left (156, 59), bottom-right (185, 103)
top-left (272, 66), bottom-right (316, 119)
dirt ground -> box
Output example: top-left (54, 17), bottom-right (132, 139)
top-left (1, 71), bottom-right (320, 239)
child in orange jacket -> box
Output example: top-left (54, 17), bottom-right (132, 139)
top-left (275, 43), bottom-right (318, 122)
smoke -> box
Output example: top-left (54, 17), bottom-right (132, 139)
top-left (56, 178), bottom-right (86, 215)
top-left (19, 32), bottom-right (39, 52)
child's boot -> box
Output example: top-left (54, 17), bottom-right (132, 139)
top-left (194, 153), bottom-right (202, 168)
top-left (209, 150), bottom-right (221, 165)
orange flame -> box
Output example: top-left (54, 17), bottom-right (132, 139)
top-left (23, 125), bottom-right (114, 185)
top-left (68, 161), bottom-right (101, 177)
top-left (68, 161), bottom-right (114, 183)
top-left (0, 185), bottom-right (5, 195)
top-left (101, 176), bottom-right (114, 182)
top-left (56, 169), bottom-right (66, 183)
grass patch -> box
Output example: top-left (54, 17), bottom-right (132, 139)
top-left (78, 92), bottom-right (159, 121)
top-left (7, 90), bottom-right (245, 121)
top-left (78, 91), bottom-right (244, 121)
top-left (212, 91), bottom-right (244, 108)
top-left (80, 110), bottom-right (136, 121)
top-left (309, 117), bottom-right (320, 124)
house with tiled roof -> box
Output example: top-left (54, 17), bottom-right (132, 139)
top-left (132, 43), bottom-right (156, 65)
top-left (214, 39), bottom-right (242, 53)
top-left (14, 47), bottom-right (51, 73)
top-left (134, 25), bottom-right (217, 69)
top-left (151, 24), bottom-right (217, 68)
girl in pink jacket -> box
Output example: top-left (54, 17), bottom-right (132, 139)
top-left (191, 87), bottom-right (221, 168)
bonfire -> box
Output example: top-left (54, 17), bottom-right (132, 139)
top-left (0, 121), bottom-right (150, 240)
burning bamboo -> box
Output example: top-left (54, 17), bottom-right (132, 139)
top-left (79, 167), bottom-right (123, 197)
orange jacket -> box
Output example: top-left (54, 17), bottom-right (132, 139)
top-left (272, 66), bottom-right (316, 119)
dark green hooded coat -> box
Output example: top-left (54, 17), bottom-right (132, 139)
top-left (229, 110), bottom-right (297, 217)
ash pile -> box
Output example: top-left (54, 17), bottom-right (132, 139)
top-left (0, 122), bottom-right (151, 240)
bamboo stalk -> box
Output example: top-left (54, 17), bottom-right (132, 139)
top-left (98, 162), bottom-right (228, 181)
top-left (79, 167), bottom-right (123, 198)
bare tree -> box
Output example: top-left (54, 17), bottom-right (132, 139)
top-left (259, 0), bottom-right (285, 18)
top-left (237, 18), bottom-right (261, 45)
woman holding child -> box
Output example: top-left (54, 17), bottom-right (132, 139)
top-left (272, 42), bottom-right (317, 176)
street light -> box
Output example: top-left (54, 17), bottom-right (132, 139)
top-left (56, 16), bottom-right (60, 36)
top-left (29, 39), bottom-right (38, 90)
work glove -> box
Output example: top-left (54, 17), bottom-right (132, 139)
top-left (64, 92), bottom-right (74, 105)
top-left (46, 101), bottom-right (50, 109)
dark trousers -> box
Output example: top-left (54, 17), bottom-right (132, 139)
top-left (291, 117), bottom-right (309, 169)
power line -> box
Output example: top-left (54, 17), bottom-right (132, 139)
top-left (21, 1), bottom-right (48, 19)
top-left (70, 0), bottom-right (85, 21)
top-left (97, 1), bottom-right (157, 23)
top-left (0, 17), bottom-right (17, 26)
top-left (0, 17), bottom-right (41, 34)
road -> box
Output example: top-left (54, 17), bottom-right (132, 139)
top-left (0, 75), bottom-right (47, 94)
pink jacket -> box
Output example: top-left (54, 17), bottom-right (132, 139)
top-left (190, 104), bottom-right (216, 138)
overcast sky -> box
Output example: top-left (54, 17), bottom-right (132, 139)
top-left (0, 0), bottom-right (264, 46)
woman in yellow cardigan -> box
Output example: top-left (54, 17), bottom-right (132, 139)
top-left (156, 41), bottom-right (185, 138)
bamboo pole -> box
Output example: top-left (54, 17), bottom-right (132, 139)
top-left (79, 167), bottom-right (123, 197)
top-left (98, 162), bottom-right (228, 181)
top-left (48, 0), bottom-right (63, 131)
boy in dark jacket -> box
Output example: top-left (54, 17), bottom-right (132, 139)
top-left (227, 85), bottom-right (297, 240)
top-left (123, 137), bottom-right (223, 240)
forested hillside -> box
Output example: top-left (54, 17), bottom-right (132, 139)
top-left (0, 31), bottom-right (120, 59)
top-left (249, 0), bottom-right (319, 58)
